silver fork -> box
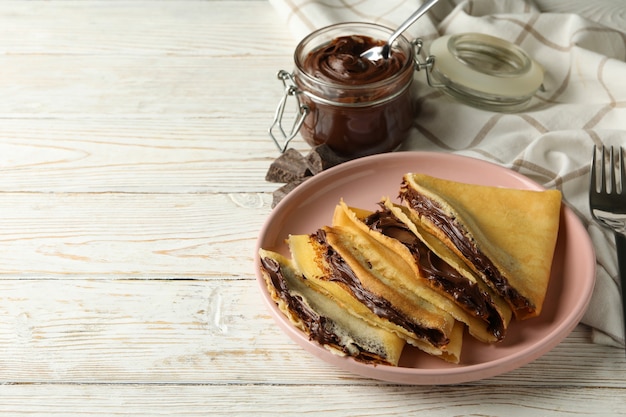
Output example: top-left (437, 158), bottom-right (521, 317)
top-left (589, 145), bottom-right (626, 349)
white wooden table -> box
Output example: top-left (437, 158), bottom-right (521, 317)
top-left (0, 1), bottom-right (624, 415)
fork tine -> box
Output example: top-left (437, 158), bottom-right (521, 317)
top-left (609, 146), bottom-right (617, 194)
top-left (601, 145), bottom-right (607, 193)
top-left (619, 146), bottom-right (626, 194)
top-left (591, 145), bottom-right (598, 192)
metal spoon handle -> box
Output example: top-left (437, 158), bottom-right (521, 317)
top-left (387, 0), bottom-right (440, 46)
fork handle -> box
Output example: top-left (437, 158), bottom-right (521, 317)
top-left (615, 231), bottom-right (626, 350)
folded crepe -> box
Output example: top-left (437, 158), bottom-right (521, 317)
top-left (333, 199), bottom-right (512, 343)
top-left (258, 248), bottom-right (406, 366)
top-left (288, 228), bottom-right (464, 363)
top-left (399, 173), bottom-right (562, 320)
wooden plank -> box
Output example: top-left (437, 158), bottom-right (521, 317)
top-left (0, 192), bottom-right (272, 276)
top-left (0, 117), bottom-right (291, 193)
top-left (0, 0), bottom-right (296, 56)
top-left (0, 55), bottom-right (293, 116)
top-left (0, 278), bottom-right (623, 386)
top-left (0, 383), bottom-right (625, 416)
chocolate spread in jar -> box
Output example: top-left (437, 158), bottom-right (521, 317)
top-left (302, 35), bottom-right (406, 86)
top-left (295, 34), bottom-right (416, 158)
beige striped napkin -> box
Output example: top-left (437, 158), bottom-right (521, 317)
top-left (269, 0), bottom-right (626, 347)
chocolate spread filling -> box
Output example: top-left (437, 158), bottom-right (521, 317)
top-left (399, 182), bottom-right (533, 317)
top-left (260, 256), bottom-right (338, 345)
top-left (259, 256), bottom-right (389, 365)
top-left (313, 230), bottom-right (449, 348)
top-left (364, 206), bottom-right (505, 340)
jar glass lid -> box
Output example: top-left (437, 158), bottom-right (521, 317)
top-left (426, 33), bottom-right (543, 111)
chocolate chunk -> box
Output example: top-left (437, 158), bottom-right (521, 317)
top-left (265, 148), bottom-right (312, 183)
top-left (305, 144), bottom-right (351, 175)
top-left (267, 145), bottom-right (353, 208)
top-left (272, 178), bottom-right (309, 208)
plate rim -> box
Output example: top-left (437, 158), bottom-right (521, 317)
top-left (254, 151), bottom-right (596, 384)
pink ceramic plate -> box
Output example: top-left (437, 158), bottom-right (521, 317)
top-left (254, 151), bottom-right (596, 384)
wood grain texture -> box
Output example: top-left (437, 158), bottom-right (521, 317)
top-left (0, 192), bottom-right (269, 276)
top-left (0, 0), bottom-right (296, 56)
top-left (0, 384), bottom-right (625, 416)
top-left (0, 118), bottom-right (281, 193)
top-left (0, 0), bottom-right (624, 415)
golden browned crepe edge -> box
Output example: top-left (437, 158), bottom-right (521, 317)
top-left (332, 199), bottom-right (511, 343)
top-left (400, 173), bottom-right (562, 319)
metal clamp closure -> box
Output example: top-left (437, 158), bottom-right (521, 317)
top-left (412, 38), bottom-right (443, 89)
top-left (268, 70), bottom-right (309, 153)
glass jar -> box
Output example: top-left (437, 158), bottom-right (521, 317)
top-left (269, 27), bottom-right (544, 156)
top-left (269, 23), bottom-right (418, 158)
